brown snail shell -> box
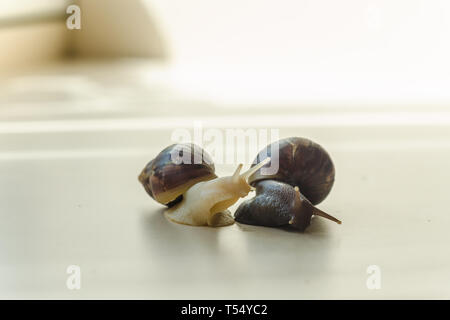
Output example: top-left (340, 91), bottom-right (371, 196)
top-left (138, 143), bottom-right (217, 207)
top-left (248, 137), bottom-right (335, 205)
top-left (235, 137), bottom-right (340, 231)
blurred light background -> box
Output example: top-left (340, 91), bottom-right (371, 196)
top-left (2, 0), bottom-right (450, 300)
top-left (1, 0), bottom-right (450, 106)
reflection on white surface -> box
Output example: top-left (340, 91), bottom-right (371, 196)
top-left (146, 0), bottom-right (450, 104)
top-left (216, 226), bottom-right (248, 269)
top-left (4, 112), bottom-right (450, 133)
top-left (0, 149), bottom-right (151, 161)
top-left (3, 139), bottom-right (450, 161)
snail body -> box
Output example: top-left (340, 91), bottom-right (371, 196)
top-left (235, 180), bottom-right (340, 231)
top-left (235, 137), bottom-right (341, 231)
top-left (165, 160), bottom-right (269, 227)
top-left (139, 142), bottom-right (270, 227)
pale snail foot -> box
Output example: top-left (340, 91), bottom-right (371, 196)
top-left (164, 210), bottom-right (235, 227)
top-left (207, 210), bottom-right (235, 227)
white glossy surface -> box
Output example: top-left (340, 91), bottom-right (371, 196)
top-left (1, 61), bottom-right (449, 299)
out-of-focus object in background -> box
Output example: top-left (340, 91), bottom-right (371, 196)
top-left (0, 0), bottom-right (167, 73)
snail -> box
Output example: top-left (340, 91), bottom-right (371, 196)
top-left (139, 143), bottom-right (270, 227)
top-left (138, 143), bottom-right (217, 207)
top-left (234, 137), bottom-right (341, 231)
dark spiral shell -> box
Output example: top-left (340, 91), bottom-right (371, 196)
top-left (138, 143), bottom-right (217, 206)
top-left (248, 137), bottom-right (335, 205)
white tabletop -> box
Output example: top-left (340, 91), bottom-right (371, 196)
top-left (1, 61), bottom-right (449, 299)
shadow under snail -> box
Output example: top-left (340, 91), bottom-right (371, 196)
top-left (234, 137), bottom-right (341, 231)
top-left (138, 143), bottom-right (269, 227)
